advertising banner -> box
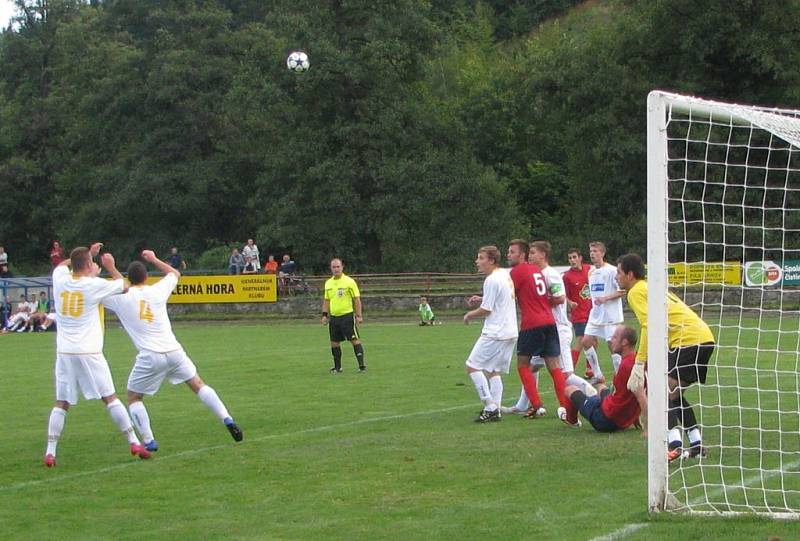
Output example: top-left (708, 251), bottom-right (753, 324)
top-left (667, 262), bottom-right (742, 286)
top-left (743, 260), bottom-right (800, 286)
top-left (143, 274), bottom-right (277, 303)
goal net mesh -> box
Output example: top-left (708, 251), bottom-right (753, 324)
top-left (658, 92), bottom-right (800, 517)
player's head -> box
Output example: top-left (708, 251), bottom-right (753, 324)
top-left (476, 245), bottom-right (501, 274)
top-left (610, 325), bottom-right (637, 355)
top-left (506, 239), bottom-right (529, 267)
top-left (330, 258), bottom-right (343, 277)
top-left (127, 261), bottom-right (148, 285)
top-left (567, 248), bottom-right (582, 269)
top-left (616, 253), bottom-right (646, 289)
top-left (588, 241), bottom-right (606, 265)
top-left (419, 295), bottom-right (427, 304)
top-left (39, 291), bottom-right (46, 298)
top-left (69, 246), bottom-right (92, 273)
top-left (529, 240), bottom-right (551, 266)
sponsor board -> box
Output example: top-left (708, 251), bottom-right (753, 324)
top-left (744, 260), bottom-right (800, 286)
top-left (667, 262), bottom-right (742, 286)
top-left (142, 274), bottom-right (277, 303)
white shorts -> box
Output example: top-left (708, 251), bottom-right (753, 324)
top-left (584, 322), bottom-right (620, 341)
top-left (55, 353), bottom-right (116, 405)
top-left (127, 348), bottom-right (197, 395)
top-left (465, 336), bottom-right (516, 374)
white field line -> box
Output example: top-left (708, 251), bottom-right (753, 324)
top-left (587, 523), bottom-right (649, 541)
top-left (1, 403), bottom-right (476, 493)
top-left (688, 458), bottom-right (800, 507)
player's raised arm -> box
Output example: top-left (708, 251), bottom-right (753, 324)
top-left (142, 250), bottom-right (180, 278)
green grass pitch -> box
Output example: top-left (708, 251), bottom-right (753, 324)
top-left (0, 319), bottom-right (795, 540)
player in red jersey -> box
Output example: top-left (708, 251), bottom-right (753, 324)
top-left (506, 239), bottom-right (576, 424)
top-left (562, 248), bottom-right (600, 380)
top-left (564, 325), bottom-right (647, 432)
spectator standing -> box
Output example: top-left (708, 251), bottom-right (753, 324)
top-left (0, 264), bottom-right (11, 278)
top-left (242, 239), bottom-right (260, 271)
top-left (263, 255), bottom-right (279, 274)
top-left (50, 241), bottom-right (65, 268)
top-left (0, 246), bottom-right (7, 265)
top-left (229, 248), bottom-right (244, 275)
top-left (167, 246), bottom-right (187, 270)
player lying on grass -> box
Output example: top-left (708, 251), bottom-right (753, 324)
top-left (564, 325), bottom-right (647, 433)
top-left (102, 250), bottom-right (242, 452)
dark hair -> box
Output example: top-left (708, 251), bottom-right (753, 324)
top-left (127, 261), bottom-right (148, 285)
top-left (70, 247), bottom-right (91, 272)
top-left (617, 253), bottom-right (646, 280)
top-left (567, 248), bottom-right (581, 256)
top-left (620, 326), bottom-right (638, 347)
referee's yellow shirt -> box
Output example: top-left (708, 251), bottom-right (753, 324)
top-left (324, 274), bottom-right (361, 316)
top-left (627, 279), bottom-right (715, 362)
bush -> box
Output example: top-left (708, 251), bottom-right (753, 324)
top-left (194, 245), bottom-right (235, 272)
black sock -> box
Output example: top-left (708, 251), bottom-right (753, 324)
top-left (680, 396), bottom-right (698, 430)
top-left (668, 398), bottom-right (681, 430)
top-left (331, 346), bottom-right (342, 370)
top-left (353, 343), bottom-right (365, 368)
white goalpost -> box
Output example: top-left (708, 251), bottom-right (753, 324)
top-left (647, 90), bottom-right (800, 518)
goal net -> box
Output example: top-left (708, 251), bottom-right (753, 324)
top-left (647, 91), bottom-right (800, 518)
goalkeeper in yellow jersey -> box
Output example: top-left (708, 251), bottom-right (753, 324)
top-left (616, 253), bottom-right (715, 461)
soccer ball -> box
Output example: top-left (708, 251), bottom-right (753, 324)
top-left (286, 51), bottom-right (309, 73)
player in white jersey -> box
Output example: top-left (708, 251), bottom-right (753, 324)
top-left (102, 250), bottom-right (242, 451)
top-left (504, 242), bottom-right (597, 418)
top-left (580, 241), bottom-right (625, 384)
top-left (44, 243), bottom-right (151, 467)
top-left (463, 246), bottom-right (518, 423)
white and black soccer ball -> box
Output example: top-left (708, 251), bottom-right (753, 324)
top-left (286, 51), bottom-right (309, 73)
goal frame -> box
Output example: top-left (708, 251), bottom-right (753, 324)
top-left (646, 90), bottom-right (800, 518)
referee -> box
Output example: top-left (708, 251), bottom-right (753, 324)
top-left (321, 258), bottom-right (366, 373)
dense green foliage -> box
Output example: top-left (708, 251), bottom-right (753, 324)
top-left (2, 0), bottom-right (800, 273)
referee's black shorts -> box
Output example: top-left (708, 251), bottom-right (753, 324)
top-left (329, 313), bottom-right (359, 342)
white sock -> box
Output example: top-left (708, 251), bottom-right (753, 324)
top-left (687, 427), bottom-right (702, 446)
top-left (611, 353), bottom-right (622, 373)
top-left (513, 387), bottom-right (530, 411)
top-left (468, 371), bottom-right (492, 406)
top-left (197, 385), bottom-right (231, 422)
top-left (106, 399), bottom-right (139, 445)
top-left (566, 373), bottom-right (597, 397)
top-left (128, 401), bottom-right (155, 444)
top-left (668, 427), bottom-right (683, 447)
top-left (585, 347), bottom-right (603, 379)
top-left (46, 407), bottom-right (67, 456)
top-left (488, 376), bottom-right (503, 412)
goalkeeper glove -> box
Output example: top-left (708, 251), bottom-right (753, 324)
top-left (627, 361), bottom-right (646, 392)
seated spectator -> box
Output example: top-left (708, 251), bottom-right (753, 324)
top-left (278, 254), bottom-right (297, 276)
top-left (242, 239), bottom-right (261, 271)
top-left (229, 247), bottom-right (244, 275)
top-left (263, 254), bottom-right (279, 274)
top-left (0, 263), bottom-right (11, 278)
top-left (0, 245), bottom-right (7, 265)
top-left (49, 241), bottom-right (64, 267)
top-left (2, 294), bottom-right (32, 333)
top-left (242, 256), bottom-right (258, 274)
top-left (1, 295), bottom-right (11, 328)
top-left (37, 291), bottom-right (52, 314)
